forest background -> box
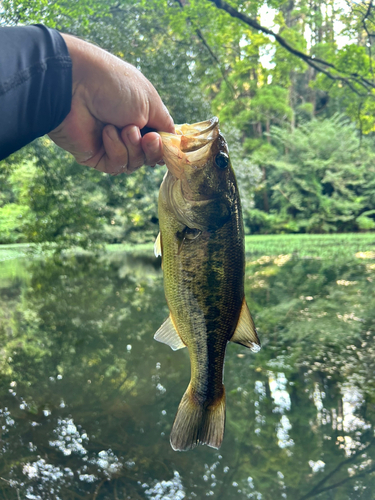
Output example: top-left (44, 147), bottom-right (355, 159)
top-left (1, 0), bottom-right (375, 249)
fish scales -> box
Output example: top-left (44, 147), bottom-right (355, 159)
top-left (154, 118), bottom-right (260, 451)
top-left (163, 213), bottom-right (243, 400)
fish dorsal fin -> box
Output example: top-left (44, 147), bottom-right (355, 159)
top-left (230, 299), bottom-right (261, 352)
top-left (154, 232), bottom-right (162, 257)
top-left (154, 315), bottom-right (186, 351)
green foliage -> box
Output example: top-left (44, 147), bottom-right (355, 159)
top-left (2, 0), bottom-right (375, 244)
top-left (20, 139), bottom-right (107, 249)
top-left (357, 210), bottom-right (375, 230)
top-left (0, 203), bottom-right (29, 243)
top-left (249, 115), bottom-right (375, 233)
top-left (0, 160), bottom-right (36, 243)
top-left (0, 0), bottom-right (114, 30)
top-left (14, 139), bottom-right (168, 249)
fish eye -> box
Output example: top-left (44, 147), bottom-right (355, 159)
top-left (214, 152), bottom-right (229, 170)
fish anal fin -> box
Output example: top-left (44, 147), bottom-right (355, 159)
top-left (154, 315), bottom-right (186, 351)
top-left (230, 299), bottom-right (261, 352)
top-left (170, 384), bottom-right (225, 451)
top-left (154, 232), bottom-right (162, 257)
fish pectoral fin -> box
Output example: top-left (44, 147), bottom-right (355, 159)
top-left (154, 232), bottom-right (162, 257)
top-left (154, 315), bottom-right (186, 351)
top-left (176, 227), bottom-right (202, 255)
top-left (230, 299), bottom-right (261, 352)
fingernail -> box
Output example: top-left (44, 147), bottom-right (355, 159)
top-left (147, 137), bottom-right (160, 154)
top-left (127, 126), bottom-right (141, 146)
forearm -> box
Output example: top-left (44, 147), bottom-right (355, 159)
top-left (0, 25), bottom-right (72, 160)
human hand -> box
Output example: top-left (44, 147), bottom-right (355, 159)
top-left (48, 33), bottom-right (175, 174)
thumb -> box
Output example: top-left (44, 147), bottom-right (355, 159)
top-left (146, 91), bottom-right (175, 134)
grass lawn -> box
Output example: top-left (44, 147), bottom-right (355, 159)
top-left (243, 232), bottom-right (375, 259)
top-left (106, 232), bottom-right (375, 259)
top-left (1, 233), bottom-right (375, 274)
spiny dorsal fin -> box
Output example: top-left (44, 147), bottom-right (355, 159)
top-left (154, 232), bottom-right (162, 257)
top-left (230, 299), bottom-right (261, 352)
top-left (154, 315), bottom-right (186, 351)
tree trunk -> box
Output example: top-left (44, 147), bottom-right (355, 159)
top-left (262, 166), bottom-right (269, 213)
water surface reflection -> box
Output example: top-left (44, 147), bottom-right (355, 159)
top-left (0, 250), bottom-right (375, 499)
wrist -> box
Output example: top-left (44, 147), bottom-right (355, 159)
top-left (60, 33), bottom-right (102, 97)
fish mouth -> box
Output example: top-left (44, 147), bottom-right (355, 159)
top-left (159, 117), bottom-right (220, 178)
top-left (175, 117), bottom-right (219, 140)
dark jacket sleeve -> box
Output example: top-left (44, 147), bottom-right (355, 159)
top-left (0, 24), bottom-right (72, 160)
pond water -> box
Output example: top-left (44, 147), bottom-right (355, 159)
top-left (0, 245), bottom-right (375, 500)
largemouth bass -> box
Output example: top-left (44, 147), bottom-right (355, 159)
top-left (154, 117), bottom-right (260, 451)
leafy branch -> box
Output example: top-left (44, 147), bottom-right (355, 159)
top-left (208, 0), bottom-right (375, 96)
top-left (362, 0), bottom-right (375, 83)
top-left (174, 0), bottom-right (235, 94)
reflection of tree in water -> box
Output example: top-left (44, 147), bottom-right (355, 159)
top-left (230, 254), bottom-right (375, 500)
top-left (0, 253), bottom-right (180, 499)
top-left (0, 252), bottom-right (374, 499)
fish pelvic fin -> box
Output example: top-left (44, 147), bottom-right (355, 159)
top-left (230, 298), bottom-right (261, 352)
top-left (170, 384), bottom-right (225, 451)
top-left (154, 315), bottom-right (186, 351)
top-left (154, 232), bottom-right (162, 257)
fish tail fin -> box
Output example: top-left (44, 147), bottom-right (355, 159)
top-left (170, 384), bottom-right (225, 451)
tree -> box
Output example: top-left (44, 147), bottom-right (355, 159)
top-left (247, 115), bottom-right (375, 233)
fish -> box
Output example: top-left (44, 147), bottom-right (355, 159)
top-left (154, 117), bottom-right (260, 451)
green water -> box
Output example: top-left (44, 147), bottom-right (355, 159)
top-left (1, 237), bottom-right (375, 500)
